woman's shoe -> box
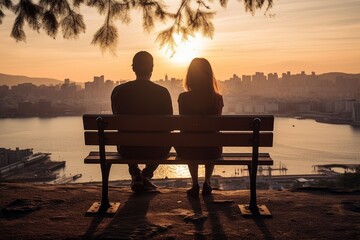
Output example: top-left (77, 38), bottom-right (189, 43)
top-left (186, 184), bottom-right (200, 198)
top-left (202, 182), bottom-right (212, 196)
top-left (130, 174), bottom-right (144, 192)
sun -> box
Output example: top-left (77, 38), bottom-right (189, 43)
top-left (161, 34), bottom-right (204, 65)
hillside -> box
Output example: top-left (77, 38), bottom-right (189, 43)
top-left (0, 73), bottom-right (62, 87)
top-left (0, 182), bottom-right (359, 240)
top-left (317, 72), bottom-right (360, 82)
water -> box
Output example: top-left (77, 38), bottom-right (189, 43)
top-left (0, 117), bottom-right (359, 182)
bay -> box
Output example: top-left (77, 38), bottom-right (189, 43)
top-left (0, 116), bottom-right (359, 182)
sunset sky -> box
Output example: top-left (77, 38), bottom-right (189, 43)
top-left (0, 0), bottom-right (359, 82)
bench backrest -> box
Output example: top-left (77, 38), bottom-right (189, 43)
top-left (83, 115), bottom-right (274, 148)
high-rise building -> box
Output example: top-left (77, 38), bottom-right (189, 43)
top-left (282, 71), bottom-right (291, 81)
top-left (268, 73), bottom-right (278, 81)
top-left (252, 72), bottom-right (266, 83)
top-left (229, 74), bottom-right (241, 82)
top-left (242, 75), bottom-right (251, 84)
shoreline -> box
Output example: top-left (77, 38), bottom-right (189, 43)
top-left (33, 173), bottom-right (339, 191)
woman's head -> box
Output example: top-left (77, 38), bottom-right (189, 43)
top-left (184, 58), bottom-right (219, 94)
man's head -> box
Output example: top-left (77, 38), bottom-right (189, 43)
top-left (132, 51), bottom-right (154, 78)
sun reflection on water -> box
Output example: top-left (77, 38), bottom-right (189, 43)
top-left (149, 164), bottom-right (211, 179)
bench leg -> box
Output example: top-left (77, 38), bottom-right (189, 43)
top-left (86, 117), bottom-right (121, 216)
top-left (86, 163), bottom-right (121, 215)
top-left (100, 162), bottom-right (112, 210)
top-left (238, 118), bottom-right (271, 217)
top-left (238, 164), bottom-right (271, 217)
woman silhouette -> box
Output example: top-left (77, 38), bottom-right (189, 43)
top-left (176, 58), bottom-right (224, 197)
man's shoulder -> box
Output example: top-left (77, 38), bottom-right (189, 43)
top-left (112, 80), bottom-right (171, 100)
top-left (114, 80), bottom-right (168, 91)
top-left (144, 81), bottom-right (171, 98)
top-left (111, 81), bottom-right (138, 95)
top-left (113, 81), bottom-right (134, 90)
top-left (148, 81), bottom-right (169, 91)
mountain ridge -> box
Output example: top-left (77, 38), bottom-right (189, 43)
top-left (0, 73), bottom-right (63, 87)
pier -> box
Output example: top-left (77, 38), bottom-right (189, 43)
top-left (0, 150), bottom-right (66, 182)
top-left (313, 164), bottom-right (360, 174)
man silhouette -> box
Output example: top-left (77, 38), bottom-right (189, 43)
top-left (111, 51), bottom-right (173, 192)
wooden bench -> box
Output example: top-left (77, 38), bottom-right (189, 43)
top-left (83, 114), bottom-right (274, 216)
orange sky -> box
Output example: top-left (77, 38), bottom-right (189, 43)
top-left (0, 0), bottom-right (359, 82)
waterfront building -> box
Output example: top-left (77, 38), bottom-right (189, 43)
top-left (353, 102), bottom-right (360, 125)
top-left (243, 105), bottom-right (253, 113)
top-left (265, 103), bottom-right (279, 113)
top-left (297, 102), bottom-right (311, 113)
top-left (235, 103), bottom-right (244, 113)
top-left (17, 101), bottom-right (34, 115)
top-left (333, 99), bottom-right (355, 114)
top-left (0, 148), bottom-right (33, 167)
top-left (37, 100), bottom-right (52, 115)
top-left (254, 104), bottom-right (265, 113)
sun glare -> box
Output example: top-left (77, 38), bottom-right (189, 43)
top-left (161, 34), bottom-right (204, 65)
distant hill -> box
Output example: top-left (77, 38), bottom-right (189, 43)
top-left (317, 72), bottom-right (360, 82)
top-left (0, 73), bottom-right (63, 87)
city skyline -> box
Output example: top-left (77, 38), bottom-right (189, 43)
top-left (0, 0), bottom-right (359, 82)
top-left (2, 70), bottom-right (360, 86)
top-left (1, 69), bottom-right (359, 125)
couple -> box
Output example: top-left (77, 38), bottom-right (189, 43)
top-left (111, 51), bottom-right (223, 198)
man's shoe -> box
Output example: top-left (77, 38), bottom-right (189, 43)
top-left (131, 174), bottom-right (144, 192)
top-left (202, 182), bottom-right (212, 196)
top-left (143, 177), bottom-right (158, 191)
top-left (187, 184), bottom-right (200, 198)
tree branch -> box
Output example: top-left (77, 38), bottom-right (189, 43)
top-left (3, 0), bottom-right (274, 53)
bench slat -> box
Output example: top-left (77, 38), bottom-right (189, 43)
top-left (83, 115), bottom-right (274, 131)
top-left (84, 152), bottom-right (273, 165)
top-left (84, 132), bottom-right (273, 147)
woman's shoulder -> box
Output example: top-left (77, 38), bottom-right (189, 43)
top-left (178, 91), bottom-right (192, 101)
top-left (213, 93), bottom-right (223, 102)
top-left (179, 91), bottom-right (222, 100)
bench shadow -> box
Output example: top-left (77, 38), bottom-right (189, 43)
top-left (202, 194), bottom-right (232, 240)
top-left (252, 217), bottom-right (274, 240)
top-left (186, 195), bottom-right (206, 239)
top-left (83, 191), bottom-right (158, 239)
top-left (83, 213), bottom-right (107, 239)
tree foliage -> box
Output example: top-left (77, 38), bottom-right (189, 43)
top-left (0, 0), bottom-right (273, 53)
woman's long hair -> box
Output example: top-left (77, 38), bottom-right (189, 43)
top-left (184, 58), bottom-right (220, 94)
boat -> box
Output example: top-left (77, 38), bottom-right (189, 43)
top-left (72, 174), bottom-right (82, 180)
top-left (24, 153), bottom-right (50, 165)
top-left (54, 173), bottom-right (82, 184)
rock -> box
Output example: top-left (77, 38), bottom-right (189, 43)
top-left (342, 201), bottom-right (360, 213)
top-left (183, 213), bottom-right (208, 224)
top-left (130, 223), bottom-right (172, 239)
top-left (210, 199), bottom-right (234, 204)
top-left (3, 199), bottom-right (43, 214)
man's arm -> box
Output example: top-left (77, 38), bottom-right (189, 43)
top-left (164, 90), bottom-right (173, 114)
top-left (110, 87), bottom-right (118, 114)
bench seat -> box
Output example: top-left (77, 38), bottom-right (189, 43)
top-left (85, 152), bottom-right (273, 165)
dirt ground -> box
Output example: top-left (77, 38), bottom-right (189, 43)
top-left (0, 182), bottom-right (359, 240)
